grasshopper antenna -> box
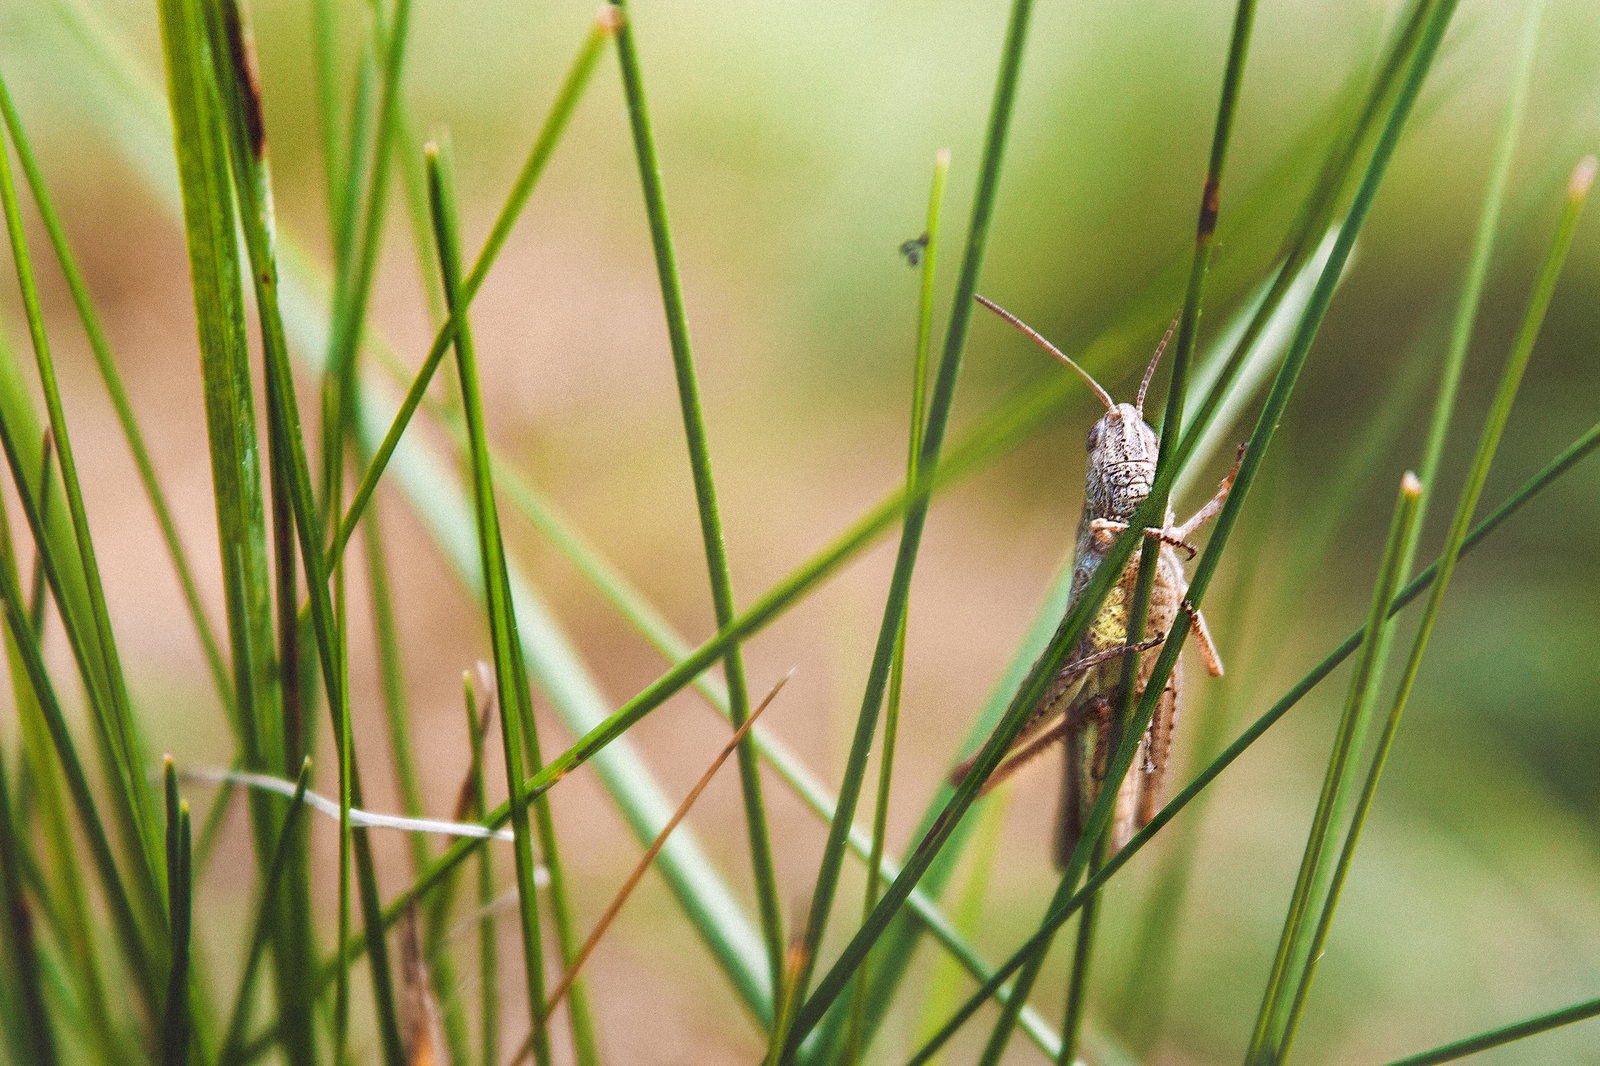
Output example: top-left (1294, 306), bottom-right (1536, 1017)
top-left (975, 294), bottom-right (1114, 412)
top-left (1135, 315), bottom-right (1179, 419)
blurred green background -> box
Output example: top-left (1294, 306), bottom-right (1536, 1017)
top-left (1, 0), bottom-right (1598, 1062)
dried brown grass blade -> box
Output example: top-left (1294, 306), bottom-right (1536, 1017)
top-left (509, 668), bottom-right (795, 1066)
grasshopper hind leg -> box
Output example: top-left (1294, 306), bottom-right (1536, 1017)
top-left (1053, 695), bottom-right (1114, 869)
top-left (1132, 662), bottom-right (1182, 843)
top-left (1055, 661), bottom-right (1182, 865)
top-left (1055, 724), bottom-right (1089, 870)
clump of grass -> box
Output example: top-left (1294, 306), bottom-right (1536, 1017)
top-left (0, 0), bottom-right (1595, 1064)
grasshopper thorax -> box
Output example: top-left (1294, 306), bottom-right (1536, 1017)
top-left (1084, 403), bottom-right (1159, 522)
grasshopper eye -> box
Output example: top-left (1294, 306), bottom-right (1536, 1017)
top-left (1086, 422), bottom-right (1102, 453)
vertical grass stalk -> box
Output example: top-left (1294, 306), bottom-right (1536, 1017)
top-left (1244, 471), bottom-right (1423, 1064)
top-left (331, 11), bottom-right (616, 565)
top-left (610, 0), bottom-right (787, 996)
top-left (843, 146), bottom-right (949, 1066)
top-left (426, 138), bottom-right (555, 1066)
top-left (780, 2), bottom-right (1039, 1055)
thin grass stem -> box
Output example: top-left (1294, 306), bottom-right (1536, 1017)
top-left (844, 145), bottom-right (949, 1066)
top-left (610, 0), bottom-right (786, 996)
top-left (778, 4), bottom-right (1039, 1057)
top-left (1378, 997), bottom-right (1600, 1066)
top-left (1276, 152), bottom-right (1593, 1066)
top-left (329, 11), bottom-right (616, 567)
top-left (427, 137), bottom-right (555, 1066)
top-left (218, 759), bottom-right (311, 1066)
top-left (1247, 472), bottom-right (1423, 1063)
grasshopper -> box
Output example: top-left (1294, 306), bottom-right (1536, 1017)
top-left (955, 297), bottom-right (1236, 866)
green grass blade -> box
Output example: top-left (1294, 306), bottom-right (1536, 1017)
top-left (1276, 153), bottom-right (1593, 1066)
top-left (1414, 0), bottom-right (1542, 506)
top-left (0, 77), bottom-right (235, 722)
top-left (330, 11), bottom-right (616, 566)
top-left (780, 3), bottom-right (1040, 1052)
top-left (218, 758), bottom-right (311, 1066)
top-left (310, 0), bottom-right (342, 230)
top-left (518, 690), bottom-right (601, 1064)
top-left (320, 0), bottom-right (412, 407)
top-left (0, 70), bottom-right (164, 913)
top-left (153, 0), bottom-right (279, 821)
top-left (161, 761), bottom-right (192, 1066)
top-left (1379, 997), bottom-right (1600, 1066)
top-left (845, 146), bottom-right (951, 1066)
top-left (463, 677), bottom-right (500, 1066)
top-left (612, 0), bottom-right (786, 994)
top-left (0, 716), bottom-right (59, 1066)
top-left (1245, 473), bottom-right (1423, 1064)
top-left (427, 137), bottom-right (555, 1066)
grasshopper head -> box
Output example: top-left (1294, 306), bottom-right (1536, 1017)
top-left (1084, 402), bottom-right (1159, 521)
